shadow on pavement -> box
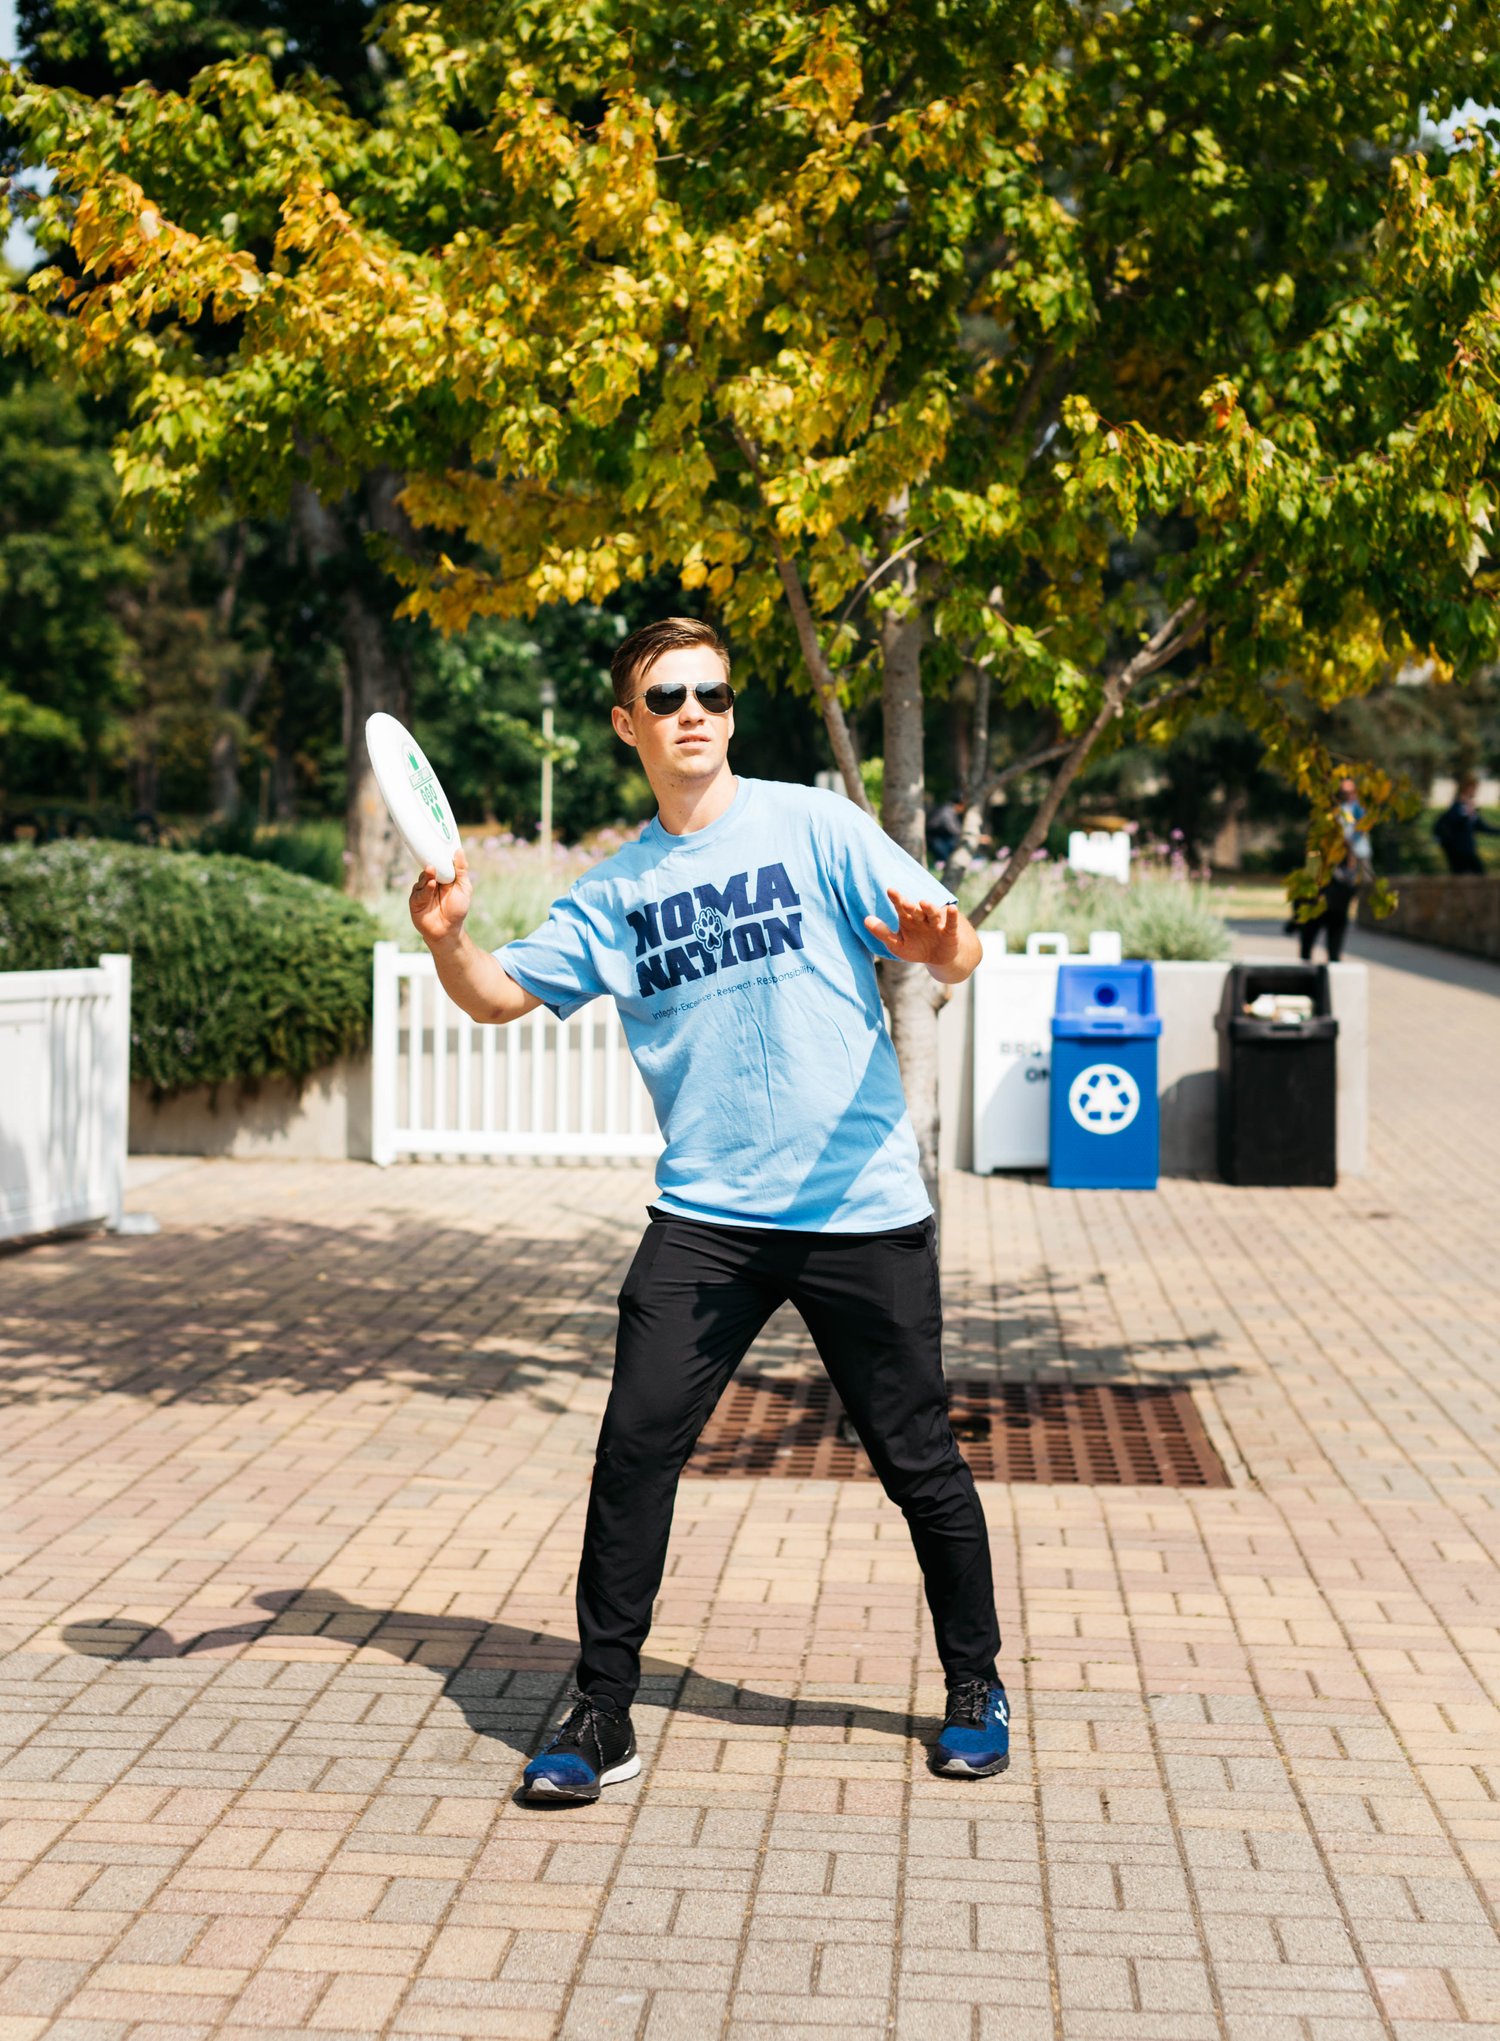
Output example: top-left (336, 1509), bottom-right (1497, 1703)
top-left (0, 1212), bottom-right (1233, 1404)
top-left (0, 1216), bottom-right (637, 1408)
top-left (944, 1266), bottom-right (1232, 1382)
top-left (57, 1588), bottom-right (933, 1752)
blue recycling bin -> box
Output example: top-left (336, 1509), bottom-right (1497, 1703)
top-left (1049, 961), bottom-right (1162, 1190)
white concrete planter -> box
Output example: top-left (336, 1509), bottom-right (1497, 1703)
top-left (130, 1054), bottom-right (373, 1162)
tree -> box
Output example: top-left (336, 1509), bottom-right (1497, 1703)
top-left (0, 351), bottom-right (143, 803)
top-left (6, 1), bottom-right (1500, 1188)
top-left (16, 0), bottom-right (384, 111)
top-left (413, 607), bottom-right (621, 843)
top-left (7, 0), bottom-right (434, 889)
top-left (0, 335), bottom-right (345, 830)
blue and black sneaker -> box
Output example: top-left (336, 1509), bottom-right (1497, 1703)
top-left (521, 1690), bottom-right (640, 1804)
top-left (933, 1678), bottom-right (1010, 1778)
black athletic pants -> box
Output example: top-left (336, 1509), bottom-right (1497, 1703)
top-left (575, 1209), bottom-right (1002, 1707)
top-left (1299, 875), bottom-right (1355, 962)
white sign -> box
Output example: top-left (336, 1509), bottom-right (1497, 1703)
top-left (1068, 829), bottom-right (1131, 885)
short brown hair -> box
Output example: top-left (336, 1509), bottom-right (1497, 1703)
top-left (610, 617), bottom-right (730, 708)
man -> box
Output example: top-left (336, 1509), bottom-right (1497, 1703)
top-left (409, 616), bottom-right (1006, 1801)
top-left (1434, 774), bottom-right (1499, 875)
top-left (926, 794), bottom-right (962, 867)
top-left (1298, 775), bottom-right (1370, 964)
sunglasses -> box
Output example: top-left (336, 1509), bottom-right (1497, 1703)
top-left (635, 679), bottom-right (736, 717)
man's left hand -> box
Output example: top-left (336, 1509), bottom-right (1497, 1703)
top-left (865, 891), bottom-right (982, 984)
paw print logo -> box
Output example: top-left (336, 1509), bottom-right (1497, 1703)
top-left (693, 906), bottom-right (726, 949)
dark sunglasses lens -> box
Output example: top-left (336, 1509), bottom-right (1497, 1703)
top-left (642, 680), bottom-right (735, 715)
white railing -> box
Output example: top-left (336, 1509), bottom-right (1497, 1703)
top-left (371, 942), bottom-right (661, 1166)
top-left (0, 955), bottom-right (132, 1242)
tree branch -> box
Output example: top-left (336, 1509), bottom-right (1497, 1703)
top-left (213, 523), bottom-right (248, 634)
top-left (1007, 345), bottom-right (1055, 444)
top-left (941, 710), bottom-right (1088, 891)
top-left (1132, 672), bottom-right (1200, 722)
top-left (966, 598), bottom-right (1205, 929)
top-left (985, 736), bottom-right (1075, 799)
top-left (836, 525), bottom-right (935, 628)
top-left (731, 423), bottom-right (874, 815)
top-left (236, 647), bottom-right (270, 723)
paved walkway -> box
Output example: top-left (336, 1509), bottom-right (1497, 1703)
top-left (1, 925), bottom-right (1497, 2041)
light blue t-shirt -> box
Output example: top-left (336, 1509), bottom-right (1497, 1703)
top-left (499, 777), bottom-right (954, 1232)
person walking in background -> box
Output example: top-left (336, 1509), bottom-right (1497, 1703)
top-left (1299, 776), bottom-right (1370, 964)
top-left (926, 795), bottom-right (962, 867)
top-left (1434, 774), bottom-right (1499, 875)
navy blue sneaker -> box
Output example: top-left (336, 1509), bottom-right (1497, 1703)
top-left (522, 1691), bottom-right (640, 1804)
top-left (933, 1678), bottom-right (1010, 1778)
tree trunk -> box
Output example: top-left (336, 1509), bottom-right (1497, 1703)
top-left (207, 526), bottom-right (254, 826)
top-left (131, 733), bottom-right (158, 816)
top-left (877, 512), bottom-right (942, 1216)
top-left (339, 576), bottom-right (409, 899)
top-left (291, 474), bottom-right (411, 901)
top-left (209, 725), bottom-right (242, 823)
top-left (270, 731), bottom-right (298, 822)
top-left (209, 654), bottom-right (269, 826)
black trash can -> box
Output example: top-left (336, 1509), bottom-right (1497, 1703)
top-left (1217, 964), bottom-right (1339, 1186)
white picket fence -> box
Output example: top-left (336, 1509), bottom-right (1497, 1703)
top-left (370, 942), bottom-right (661, 1166)
top-left (0, 955), bottom-right (132, 1242)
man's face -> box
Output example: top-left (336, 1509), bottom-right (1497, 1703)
top-left (1338, 778), bottom-right (1357, 802)
top-left (610, 645), bottom-right (735, 785)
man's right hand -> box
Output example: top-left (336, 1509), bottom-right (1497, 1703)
top-left (407, 846), bottom-right (539, 1025)
top-left (409, 845), bottom-right (473, 949)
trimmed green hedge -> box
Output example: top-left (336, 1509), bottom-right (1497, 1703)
top-left (0, 842), bottom-right (380, 1095)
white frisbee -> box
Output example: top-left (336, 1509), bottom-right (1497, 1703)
top-left (365, 712), bottom-right (459, 883)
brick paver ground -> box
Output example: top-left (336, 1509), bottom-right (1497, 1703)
top-left (1, 921), bottom-right (1497, 2041)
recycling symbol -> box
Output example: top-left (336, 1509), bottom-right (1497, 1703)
top-left (1067, 1062), bottom-right (1141, 1134)
top-left (693, 906), bottom-right (726, 949)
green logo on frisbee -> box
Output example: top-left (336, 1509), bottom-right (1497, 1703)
top-left (405, 746), bottom-right (453, 841)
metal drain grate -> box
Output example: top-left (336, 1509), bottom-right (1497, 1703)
top-left (686, 1376), bottom-right (1230, 1487)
